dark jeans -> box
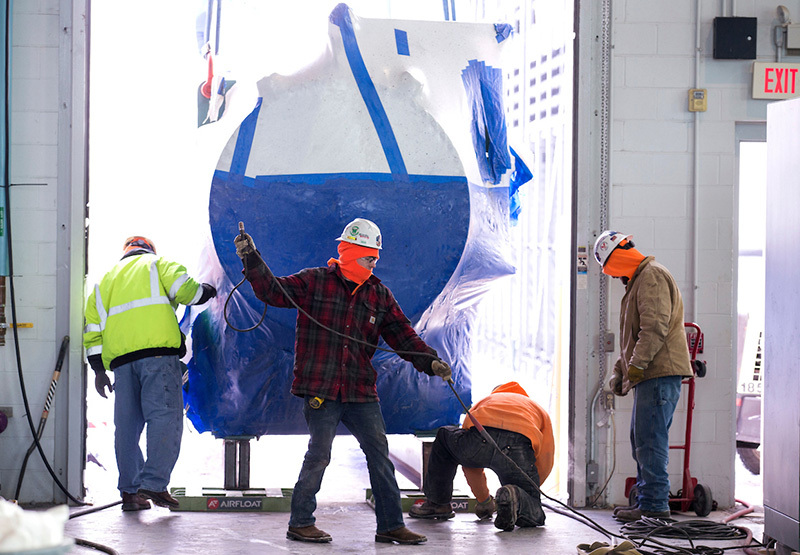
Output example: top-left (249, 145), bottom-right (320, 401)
top-left (289, 397), bottom-right (404, 533)
top-left (424, 426), bottom-right (545, 526)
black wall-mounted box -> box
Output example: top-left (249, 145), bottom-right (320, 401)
top-left (713, 17), bottom-right (757, 59)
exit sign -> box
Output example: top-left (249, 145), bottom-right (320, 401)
top-left (752, 62), bottom-right (800, 99)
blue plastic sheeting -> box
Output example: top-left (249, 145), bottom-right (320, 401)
top-left (462, 59), bottom-right (511, 185)
top-left (183, 4), bottom-right (515, 438)
top-left (509, 147), bottom-right (533, 224)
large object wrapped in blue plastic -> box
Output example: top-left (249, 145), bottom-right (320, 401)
top-left (185, 4), bottom-right (526, 437)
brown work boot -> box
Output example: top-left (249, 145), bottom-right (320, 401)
top-left (375, 526), bottom-right (427, 545)
top-left (121, 492), bottom-right (151, 512)
top-left (286, 525), bottom-right (332, 543)
top-left (408, 500), bottom-right (455, 520)
top-left (137, 489), bottom-right (179, 509)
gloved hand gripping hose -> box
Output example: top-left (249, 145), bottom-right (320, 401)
top-left (223, 222), bottom-right (268, 332)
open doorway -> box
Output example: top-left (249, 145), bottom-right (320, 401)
top-left (734, 125), bottom-right (765, 507)
top-left (84, 1), bottom-right (574, 505)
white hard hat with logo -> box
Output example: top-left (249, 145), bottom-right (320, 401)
top-left (593, 230), bottom-right (633, 267)
top-left (336, 218), bottom-right (383, 250)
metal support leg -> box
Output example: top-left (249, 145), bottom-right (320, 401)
top-left (223, 436), bottom-right (253, 490)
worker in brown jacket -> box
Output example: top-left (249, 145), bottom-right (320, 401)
top-left (593, 231), bottom-right (693, 522)
top-left (408, 381), bottom-right (554, 531)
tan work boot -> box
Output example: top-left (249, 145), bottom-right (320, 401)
top-left (286, 525), bottom-right (332, 543)
top-left (375, 526), bottom-right (427, 544)
top-left (475, 495), bottom-right (496, 520)
top-left (614, 507), bottom-right (671, 522)
top-left (612, 502), bottom-right (638, 517)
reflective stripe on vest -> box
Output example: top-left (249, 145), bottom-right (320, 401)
top-left (94, 261), bottom-right (172, 332)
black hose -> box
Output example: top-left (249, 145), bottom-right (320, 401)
top-left (74, 537), bottom-right (120, 555)
top-left (68, 500), bottom-right (122, 519)
top-left (14, 336), bottom-right (70, 500)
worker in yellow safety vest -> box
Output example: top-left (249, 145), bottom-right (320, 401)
top-left (83, 236), bottom-right (216, 512)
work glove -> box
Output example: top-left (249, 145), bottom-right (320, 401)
top-left (475, 495), bottom-right (495, 520)
top-left (609, 372), bottom-right (624, 396)
top-left (430, 359), bottom-right (452, 382)
top-left (203, 283), bottom-right (217, 298)
top-left (197, 283), bottom-right (217, 305)
top-left (234, 232), bottom-right (256, 259)
top-left (628, 363), bottom-right (645, 383)
top-left (94, 370), bottom-right (113, 398)
top-left (577, 541), bottom-right (643, 555)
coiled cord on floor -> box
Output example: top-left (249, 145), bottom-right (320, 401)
top-left (617, 517), bottom-right (761, 555)
top-left (621, 518), bottom-right (749, 541)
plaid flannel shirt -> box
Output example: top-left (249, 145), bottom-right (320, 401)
top-left (245, 254), bottom-right (437, 403)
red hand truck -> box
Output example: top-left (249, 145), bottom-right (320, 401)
top-left (623, 322), bottom-right (716, 516)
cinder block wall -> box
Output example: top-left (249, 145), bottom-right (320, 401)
top-left (602, 0), bottom-right (781, 509)
top-left (0, 0), bottom-right (65, 503)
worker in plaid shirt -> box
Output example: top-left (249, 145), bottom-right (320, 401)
top-left (235, 217), bottom-right (452, 546)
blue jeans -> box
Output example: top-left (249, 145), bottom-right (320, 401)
top-left (631, 375), bottom-right (683, 512)
top-left (289, 397), bottom-right (404, 533)
top-left (113, 355), bottom-right (183, 494)
top-left (424, 426), bottom-right (545, 526)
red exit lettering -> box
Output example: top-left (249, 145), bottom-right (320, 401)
top-left (764, 67), bottom-right (799, 94)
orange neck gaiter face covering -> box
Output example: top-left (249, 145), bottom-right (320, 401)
top-left (603, 240), bottom-right (645, 281)
top-left (328, 242), bottom-right (379, 287)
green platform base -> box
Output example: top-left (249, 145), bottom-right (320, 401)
top-left (169, 487), bottom-right (292, 512)
top-left (366, 488), bottom-right (476, 513)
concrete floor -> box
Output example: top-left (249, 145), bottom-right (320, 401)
top-left (64, 436), bottom-right (767, 555)
top-left (65, 502), bottom-right (766, 554)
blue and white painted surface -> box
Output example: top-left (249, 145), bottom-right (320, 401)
top-left (185, 4), bottom-right (523, 437)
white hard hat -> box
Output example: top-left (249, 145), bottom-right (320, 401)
top-left (336, 218), bottom-right (382, 250)
top-left (593, 230), bottom-right (633, 267)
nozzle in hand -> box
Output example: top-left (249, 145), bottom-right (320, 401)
top-left (234, 222), bottom-right (256, 259)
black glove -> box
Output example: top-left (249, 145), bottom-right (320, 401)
top-left (94, 370), bottom-right (113, 398)
top-left (430, 359), bottom-right (452, 382)
top-left (234, 232), bottom-right (256, 259)
top-left (198, 283), bottom-right (217, 304)
top-left (609, 374), bottom-right (624, 396)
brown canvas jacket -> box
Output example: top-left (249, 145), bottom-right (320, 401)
top-left (612, 256), bottom-right (693, 395)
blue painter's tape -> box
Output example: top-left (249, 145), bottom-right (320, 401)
top-left (494, 23), bottom-right (513, 43)
top-left (230, 97), bottom-right (262, 176)
top-left (330, 5), bottom-right (408, 176)
top-left (395, 29), bottom-right (410, 56)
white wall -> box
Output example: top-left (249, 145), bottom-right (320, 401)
top-left (0, 0), bottom-right (86, 504)
top-left (576, 0), bottom-right (784, 509)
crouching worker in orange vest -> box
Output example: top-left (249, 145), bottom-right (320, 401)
top-left (409, 381), bottom-right (555, 531)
